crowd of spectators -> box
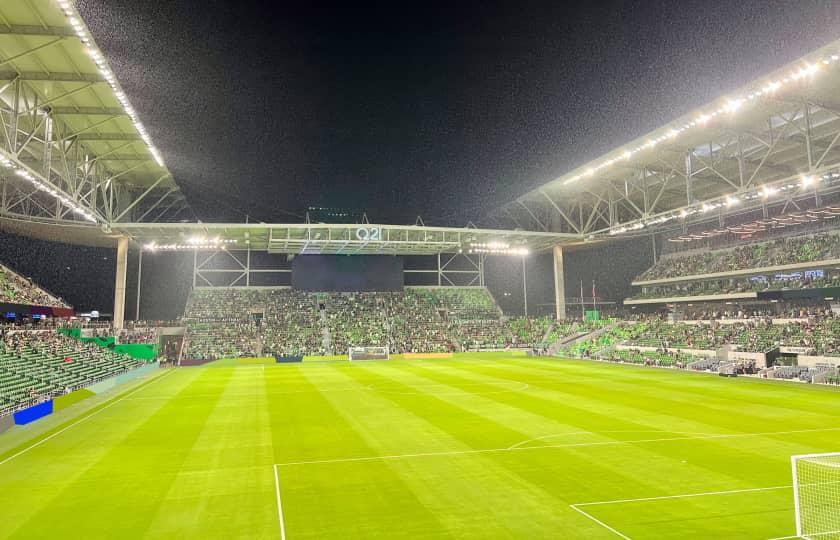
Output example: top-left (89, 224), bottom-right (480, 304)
top-left (681, 301), bottom-right (835, 321)
top-left (560, 315), bottom-right (840, 360)
top-left (181, 287), bottom-right (563, 359)
top-left (327, 293), bottom-right (389, 354)
top-left (637, 231), bottom-right (840, 282)
top-left (631, 270), bottom-right (840, 300)
top-left (262, 290), bottom-right (323, 357)
top-left (116, 327), bottom-right (159, 345)
top-left (0, 263), bottom-right (70, 308)
top-left (1, 330), bottom-right (142, 415)
top-left (384, 291), bottom-right (452, 353)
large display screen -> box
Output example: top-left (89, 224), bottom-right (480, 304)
top-left (292, 255), bottom-right (403, 291)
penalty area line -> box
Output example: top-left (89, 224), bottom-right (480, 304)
top-left (574, 484), bottom-right (791, 507)
top-left (569, 504), bottom-right (631, 540)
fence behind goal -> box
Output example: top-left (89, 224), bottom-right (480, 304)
top-left (791, 452), bottom-right (840, 539)
top-left (348, 346), bottom-right (389, 361)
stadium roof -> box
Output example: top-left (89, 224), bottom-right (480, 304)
top-left (491, 38), bottom-right (840, 240)
top-left (112, 222), bottom-right (574, 255)
top-left (0, 0), bottom-right (189, 227)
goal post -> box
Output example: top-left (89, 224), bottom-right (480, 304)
top-left (348, 346), bottom-right (389, 361)
top-left (791, 452), bottom-right (840, 539)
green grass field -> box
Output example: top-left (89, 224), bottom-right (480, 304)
top-left (0, 354), bottom-right (838, 539)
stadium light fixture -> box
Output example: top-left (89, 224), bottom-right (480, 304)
top-left (55, 0), bottom-right (167, 170)
top-left (760, 186), bottom-right (777, 198)
top-left (561, 53), bottom-right (839, 187)
top-left (468, 244), bottom-right (529, 256)
top-left (3, 151), bottom-right (97, 222)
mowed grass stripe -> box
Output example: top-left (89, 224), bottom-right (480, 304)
top-left (3, 368), bottom-right (232, 540)
top-left (517, 357), bottom-right (840, 418)
top-left (349, 361), bottom-right (758, 516)
top-left (266, 365), bottom-right (453, 539)
top-left (349, 360), bottom-right (835, 539)
top-left (353, 363), bottom-right (663, 537)
top-left (429, 358), bottom-right (839, 489)
top-left (299, 364), bottom-right (606, 539)
top-left (378, 364), bottom-right (808, 508)
top-left (142, 366), bottom-right (278, 539)
top-left (406, 356), bottom-right (838, 536)
top-left (440, 358), bottom-right (839, 441)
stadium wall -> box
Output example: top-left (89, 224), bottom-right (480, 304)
top-left (113, 343), bottom-right (157, 361)
top-left (58, 329), bottom-right (158, 361)
top-left (796, 355), bottom-right (840, 368)
top-left (614, 344), bottom-right (715, 357)
top-left (88, 363), bottom-right (159, 393)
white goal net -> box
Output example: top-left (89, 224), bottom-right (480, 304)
top-left (792, 452), bottom-right (840, 539)
top-left (348, 346), bottom-right (389, 361)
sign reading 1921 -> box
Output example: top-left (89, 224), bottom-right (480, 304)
top-left (355, 227), bottom-right (381, 241)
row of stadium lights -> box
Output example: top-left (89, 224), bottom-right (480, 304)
top-left (565, 57), bottom-right (837, 187)
top-left (608, 172), bottom-right (838, 236)
top-left (143, 237), bottom-right (238, 251)
top-left (464, 242), bottom-right (529, 256)
top-left (143, 236), bottom-right (532, 255)
top-left (55, 0), bottom-right (165, 168)
top-left (0, 156), bottom-right (97, 222)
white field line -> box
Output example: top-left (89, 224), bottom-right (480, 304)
top-left (365, 381), bottom-right (529, 396)
top-left (273, 464), bottom-right (287, 540)
top-left (569, 504), bottom-right (631, 540)
top-left (767, 531), bottom-right (840, 540)
top-left (0, 368), bottom-right (176, 467)
top-left (506, 429), bottom-right (720, 450)
top-left (275, 426), bottom-right (840, 467)
top-left (574, 484), bottom-right (791, 507)
top-left (123, 387), bottom-right (365, 401)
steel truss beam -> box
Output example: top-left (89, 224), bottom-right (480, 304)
top-left (493, 98), bottom-right (840, 239)
top-left (0, 72), bottom-right (185, 226)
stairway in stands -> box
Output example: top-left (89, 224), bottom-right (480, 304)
top-left (319, 304), bottom-right (332, 355)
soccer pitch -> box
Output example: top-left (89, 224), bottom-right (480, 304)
top-left (0, 354), bottom-right (838, 539)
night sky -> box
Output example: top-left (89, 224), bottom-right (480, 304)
top-left (76, 0), bottom-right (840, 225)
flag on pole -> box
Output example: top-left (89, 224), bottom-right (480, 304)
top-left (580, 280), bottom-right (585, 319)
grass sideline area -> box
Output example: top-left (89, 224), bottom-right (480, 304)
top-left (0, 353), bottom-right (837, 538)
top-left (52, 388), bottom-right (96, 411)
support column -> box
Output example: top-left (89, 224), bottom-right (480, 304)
top-left (246, 248), bottom-right (251, 286)
top-left (651, 234), bottom-right (658, 265)
top-left (135, 249), bottom-right (143, 321)
top-left (522, 256), bottom-right (528, 317)
top-left (113, 236), bottom-right (128, 330)
top-left (552, 245), bottom-right (567, 320)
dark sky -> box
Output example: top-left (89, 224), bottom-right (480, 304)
top-left (75, 0), bottom-right (840, 225)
